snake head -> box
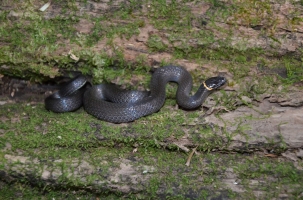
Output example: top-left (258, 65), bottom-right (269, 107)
top-left (204, 76), bottom-right (227, 90)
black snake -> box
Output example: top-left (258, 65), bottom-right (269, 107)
top-left (45, 65), bottom-right (226, 123)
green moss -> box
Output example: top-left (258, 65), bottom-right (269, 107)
top-left (0, 99), bottom-right (213, 153)
top-left (147, 35), bottom-right (168, 52)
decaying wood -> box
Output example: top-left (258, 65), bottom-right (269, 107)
top-left (0, 0), bottom-right (303, 198)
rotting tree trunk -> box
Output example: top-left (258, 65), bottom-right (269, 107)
top-left (0, 0), bottom-right (303, 198)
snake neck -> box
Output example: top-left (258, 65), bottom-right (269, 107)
top-left (177, 84), bottom-right (213, 109)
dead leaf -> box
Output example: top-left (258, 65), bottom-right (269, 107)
top-left (264, 154), bottom-right (278, 158)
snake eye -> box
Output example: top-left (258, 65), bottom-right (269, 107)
top-left (204, 77), bottom-right (227, 90)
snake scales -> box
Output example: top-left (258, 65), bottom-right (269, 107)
top-left (45, 65), bottom-right (226, 123)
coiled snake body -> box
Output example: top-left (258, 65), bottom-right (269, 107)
top-left (45, 65), bottom-right (226, 123)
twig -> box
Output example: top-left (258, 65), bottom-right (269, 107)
top-left (185, 146), bottom-right (198, 167)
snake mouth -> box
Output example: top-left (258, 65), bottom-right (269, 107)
top-left (204, 76), bottom-right (227, 90)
